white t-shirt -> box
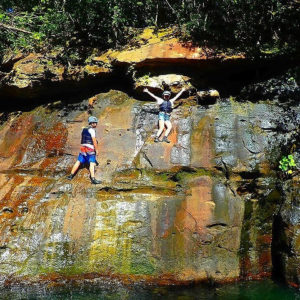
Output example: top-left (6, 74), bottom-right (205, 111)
top-left (82, 127), bottom-right (96, 149)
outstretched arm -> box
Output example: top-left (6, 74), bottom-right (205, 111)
top-left (144, 88), bottom-right (163, 104)
top-left (170, 88), bottom-right (186, 104)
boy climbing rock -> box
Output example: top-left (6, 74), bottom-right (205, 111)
top-left (144, 87), bottom-right (185, 143)
top-left (67, 116), bottom-right (101, 184)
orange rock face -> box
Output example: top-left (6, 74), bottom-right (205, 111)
top-left (0, 26), bottom-right (298, 290)
top-left (0, 90), bottom-right (248, 285)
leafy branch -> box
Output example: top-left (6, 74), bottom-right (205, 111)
top-left (0, 22), bottom-right (32, 34)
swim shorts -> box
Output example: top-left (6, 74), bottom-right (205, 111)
top-left (158, 112), bottom-right (171, 121)
top-left (77, 152), bottom-right (96, 164)
top-left (77, 146), bottom-right (96, 164)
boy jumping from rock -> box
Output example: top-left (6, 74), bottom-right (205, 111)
top-left (144, 88), bottom-right (185, 143)
top-left (67, 116), bottom-right (101, 184)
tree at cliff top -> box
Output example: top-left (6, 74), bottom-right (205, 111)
top-left (0, 0), bottom-right (299, 61)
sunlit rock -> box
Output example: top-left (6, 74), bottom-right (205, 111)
top-left (0, 53), bottom-right (113, 99)
top-left (135, 74), bottom-right (192, 95)
top-left (95, 27), bottom-right (244, 68)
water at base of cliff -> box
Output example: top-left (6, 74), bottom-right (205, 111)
top-left (0, 279), bottom-right (299, 300)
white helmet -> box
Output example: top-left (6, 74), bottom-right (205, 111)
top-left (162, 91), bottom-right (171, 97)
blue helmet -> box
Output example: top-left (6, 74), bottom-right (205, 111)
top-left (88, 116), bottom-right (98, 124)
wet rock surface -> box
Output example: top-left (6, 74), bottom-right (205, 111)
top-left (0, 86), bottom-right (299, 287)
top-left (272, 178), bottom-right (300, 288)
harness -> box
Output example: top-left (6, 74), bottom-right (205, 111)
top-left (159, 100), bottom-right (172, 113)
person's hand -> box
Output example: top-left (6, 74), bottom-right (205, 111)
top-left (143, 88), bottom-right (149, 93)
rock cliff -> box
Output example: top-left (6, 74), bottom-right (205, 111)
top-left (0, 28), bottom-right (299, 288)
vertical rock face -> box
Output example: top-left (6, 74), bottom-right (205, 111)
top-left (0, 88), bottom-right (299, 285)
top-left (272, 178), bottom-right (300, 288)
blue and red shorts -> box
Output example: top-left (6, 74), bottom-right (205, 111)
top-left (77, 146), bottom-right (96, 164)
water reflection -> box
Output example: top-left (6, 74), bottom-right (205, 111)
top-left (0, 279), bottom-right (299, 300)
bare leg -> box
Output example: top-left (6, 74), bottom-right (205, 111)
top-left (156, 119), bottom-right (165, 138)
top-left (164, 120), bottom-right (172, 137)
top-left (71, 160), bottom-right (81, 175)
top-left (89, 162), bottom-right (101, 184)
top-left (89, 162), bottom-right (96, 178)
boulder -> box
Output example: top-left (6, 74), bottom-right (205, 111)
top-left (135, 74), bottom-right (193, 95)
top-left (197, 89), bottom-right (220, 104)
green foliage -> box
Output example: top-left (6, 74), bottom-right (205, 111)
top-left (0, 0), bottom-right (299, 60)
top-left (181, 0), bottom-right (300, 56)
top-left (279, 155), bottom-right (296, 174)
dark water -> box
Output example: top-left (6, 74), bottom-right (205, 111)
top-left (0, 279), bottom-right (299, 300)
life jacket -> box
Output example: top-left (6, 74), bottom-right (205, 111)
top-left (81, 127), bottom-right (93, 145)
top-left (159, 100), bottom-right (172, 113)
